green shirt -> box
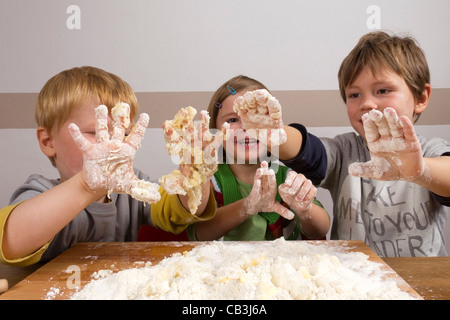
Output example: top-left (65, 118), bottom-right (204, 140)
top-left (223, 177), bottom-right (276, 241)
top-left (188, 164), bottom-right (320, 241)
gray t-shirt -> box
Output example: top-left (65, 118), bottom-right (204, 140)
top-left (9, 169), bottom-right (153, 262)
top-left (321, 132), bottom-right (450, 257)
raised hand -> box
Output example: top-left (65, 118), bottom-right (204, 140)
top-left (244, 161), bottom-right (294, 220)
top-left (278, 170), bottom-right (316, 216)
top-left (68, 103), bottom-right (161, 204)
top-left (348, 107), bottom-right (426, 181)
top-left (159, 106), bottom-right (226, 214)
top-left (233, 89), bottom-right (287, 146)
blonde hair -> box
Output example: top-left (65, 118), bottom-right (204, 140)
top-left (338, 31), bottom-right (430, 122)
top-left (207, 75), bottom-right (269, 129)
top-left (36, 66), bottom-right (138, 133)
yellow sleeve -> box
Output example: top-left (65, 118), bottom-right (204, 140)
top-left (0, 203), bottom-right (51, 266)
top-left (150, 186), bottom-right (216, 234)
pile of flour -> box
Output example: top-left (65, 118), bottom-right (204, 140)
top-left (71, 239), bottom-right (416, 300)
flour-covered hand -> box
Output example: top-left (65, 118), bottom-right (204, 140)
top-left (233, 89), bottom-right (287, 146)
top-left (159, 106), bottom-right (225, 214)
top-left (68, 103), bottom-right (161, 204)
top-left (243, 161), bottom-right (294, 220)
top-left (278, 170), bottom-right (316, 216)
top-left (349, 107), bottom-right (427, 181)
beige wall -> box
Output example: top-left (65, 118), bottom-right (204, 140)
top-left (1, 88), bottom-right (449, 129)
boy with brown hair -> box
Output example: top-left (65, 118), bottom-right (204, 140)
top-left (0, 66), bottom-right (216, 266)
top-left (234, 32), bottom-right (450, 257)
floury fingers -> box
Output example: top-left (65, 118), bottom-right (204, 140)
top-left (349, 107), bottom-right (428, 182)
top-left (69, 103), bottom-right (161, 204)
top-left (233, 89), bottom-right (287, 146)
top-left (160, 107), bottom-right (226, 215)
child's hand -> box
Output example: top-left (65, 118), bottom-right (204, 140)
top-left (159, 107), bottom-right (225, 214)
top-left (278, 171), bottom-right (316, 215)
top-left (68, 103), bottom-right (161, 204)
top-left (349, 108), bottom-right (427, 181)
top-left (233, 89), bottom-right (287, 146)
top-left (243, 162), bottom-right (294, 220)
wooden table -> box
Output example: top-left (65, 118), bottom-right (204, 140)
top-left (1, 240), bottom-right (446, 300)
top-left (382, 257), bottom-right (450, 300)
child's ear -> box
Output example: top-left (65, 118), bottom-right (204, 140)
top-left (36, 126), bottom-right (56, 158)
top-left (414, 84), bottom-right (431, 114)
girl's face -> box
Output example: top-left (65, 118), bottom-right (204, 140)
top-left (344, 66), bottom-right (429, 140)
top-left (215, 91), bottom-right (267, 164)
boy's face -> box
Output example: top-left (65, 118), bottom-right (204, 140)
top-left (49, 99), bottom-right (111, 182)
top-left (344, 67), bottom-right (428, 140)
top-left (216, 91), bottom-right (266, 164)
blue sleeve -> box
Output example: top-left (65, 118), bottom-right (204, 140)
top-left (433, 193), bottom-right (450, 206)
top-left (432, 152), bottom-right (450, 206)
top-left (280, 123), bottom-right (327, 186)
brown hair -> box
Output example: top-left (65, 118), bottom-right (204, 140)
top-left (338, 31), bottom-right (430, 122)
top-left (36, 66), bottom-right (138, 133)
top-left (207, 75), bottom-right (269, 129)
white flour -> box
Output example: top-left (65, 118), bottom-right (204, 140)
top-left (70, 239), bottom-right (416, 300)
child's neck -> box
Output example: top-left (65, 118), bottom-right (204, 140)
top-left (228, 163), bottom-right (260, 185)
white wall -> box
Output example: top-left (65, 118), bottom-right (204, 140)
top-left (1, 0), bottom-right (450, 93)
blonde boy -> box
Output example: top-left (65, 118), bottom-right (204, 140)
top-left (0, 66), bottom-right (215, 266)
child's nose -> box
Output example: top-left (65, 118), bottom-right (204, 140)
top-left (360, 97), bottom-right (378, 111)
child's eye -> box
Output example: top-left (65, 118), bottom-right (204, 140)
top-left (227, 118), bottom-right (239, 123)
top-left (377, 88), bottom-right (390, 95)
top-left (347, 93), bottom-right (360, 99)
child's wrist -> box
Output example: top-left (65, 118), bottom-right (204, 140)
top-left (241, 198), bottom-right (255, 217)
top-left (292, 204), bottom-right (313, 220)
top-left (76, 171), bottom-right (107, 199)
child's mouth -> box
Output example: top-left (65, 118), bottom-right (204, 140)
top-left (237, 137), bottom-right (259, 146)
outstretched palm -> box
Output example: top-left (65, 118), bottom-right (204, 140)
top-left (349, 108), bottom-right (425, 181)
top-left (159, 106), bottom-right (225, 214)
top-left (233, 89), bottom-right (287, 146)
top-left (68, 103), bottom-right (161, 204)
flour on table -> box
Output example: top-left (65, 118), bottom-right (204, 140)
top-left (70, 239), bottom-right (417, 300)
top-left (45, 287), bottom-right (61, 300)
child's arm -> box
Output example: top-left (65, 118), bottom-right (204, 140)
top-left (195, 162), bottom-right (295, 241)
top-left (278, 171), bottom-right (330, 239)
top-left (2, 172), bottom-right (101, 261)
top-left (278, 125), bottom-right (303, 161)
top-left (2, 105), bottom-right (158, 260)
top-left (194, 199), bottom-right (251, 241)
top-left (349, 108), bottom-right (450, 197)
top-left (422, 157), bottom-right (450, 197)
